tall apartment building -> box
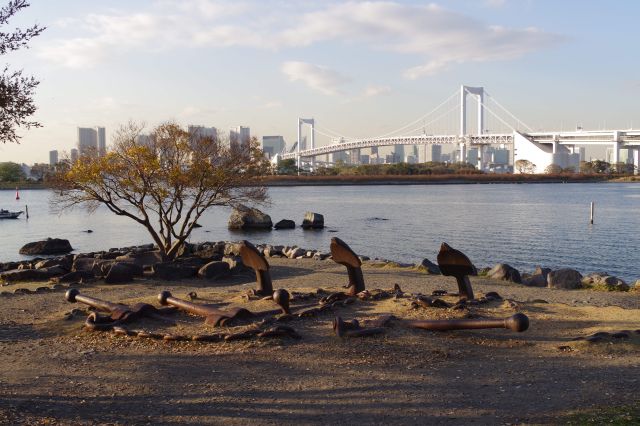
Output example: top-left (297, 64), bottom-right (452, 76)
top-left (261, 136), bottom-right (286, 158)
top-left (229, 126), bottom-right (250, 150)
top-left (77, 126), bottom-right (106, 157)
top-left (70, 148), bottom-right (78, 163)
top-left (419, 144), bottom-right (442, 163)
top-left (188, 125), bottom-right (217, 140)
top-left (49, 150), bottom-right (58, 166)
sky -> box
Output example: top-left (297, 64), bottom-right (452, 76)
top-left (1, 0), bottom-right (639, 164)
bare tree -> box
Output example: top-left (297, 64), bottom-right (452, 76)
top-left (0, 1), bottom-right (45, 143)
top-left (52, 122), bottom-right (269, 260)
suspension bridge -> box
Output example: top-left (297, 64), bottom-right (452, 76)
top-left (276, 85), bottom-right (640, 173)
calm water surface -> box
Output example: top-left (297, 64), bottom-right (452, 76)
top-left (1, 183), bottom-right (638, 282)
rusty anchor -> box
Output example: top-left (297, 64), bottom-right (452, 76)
top-left (239, 240), bottom-right (273, 296)
top-left (373, 312), bottom-right (529, 333)
top-left (65, 289), bottom-right (176, 327)
top-left (158, 290), bottom-right (291, 327)
top-left (330, 237), bottom-right (366, 296)
top-left (437, 242), bottom-right (475, 300)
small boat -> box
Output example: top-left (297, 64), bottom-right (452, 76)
top-left (0, 209), bottom-right (23, 219)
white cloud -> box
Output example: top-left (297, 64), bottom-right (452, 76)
top-left (39, 0), bottom-right (564, 78)
top-left (281, 61), bottom-right (350, 95)
top-left (363, 85), bottom-right (391, 97)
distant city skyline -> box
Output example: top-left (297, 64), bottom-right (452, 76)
top-left (1, 0), bottom-right (639, 163)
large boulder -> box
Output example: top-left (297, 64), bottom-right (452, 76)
top-left (228, 205), bottom-right (273, 230)
top-left (152, 262), bottom-right (199, 280)
top-left (301, 212), bottom-right (324, 229)
top-left (104, 263), bottom-right (137, 284)
top-left (274, 219), bottom-right (295, 230)
top-left (19, 238), bottom-right (73, 255)
top-left (547, 268), bottom-right (583, 289)
top-left (487, 263), bottom-right (522, 284)
top-left (198, 261), bottom-right (231, 279)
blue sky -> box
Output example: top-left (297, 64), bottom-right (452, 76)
top-left (1, 0), bottom-right (639, 163)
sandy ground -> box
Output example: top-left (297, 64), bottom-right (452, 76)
top-left (0, 258), bottom-right (638, 425)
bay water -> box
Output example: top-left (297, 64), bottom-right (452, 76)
top-left (1, 183), bottom-right (638, 283)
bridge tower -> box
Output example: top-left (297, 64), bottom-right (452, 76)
top-left (297, 118), bottom-right (315, 172)
top-left (459, 85), bottom-right (485, 163)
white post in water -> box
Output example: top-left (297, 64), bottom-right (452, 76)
top-left (590, 202), bottom-right (594, 224)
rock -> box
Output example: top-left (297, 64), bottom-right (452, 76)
top-left (72, 257), bottom-right (98, 273)
top-left (228, 204), bottom-right (273, 230)
top-left (301, 212), bottom-right (324, 229)
top-left (50, 270), bottom-right (95, 283)
top-left (524, 274), bottom-right (547, 287)
top-left (192, 243), bottom-right (225, 260)
top-left (34, 259), bottom-right (62, 269)
top-left (287, 247), bottom-right (306, 259)
top-left (222, 255), bottom-right (251, 274)
top-left (19, 238), bottom-right (73, 255)
top-left (487, 263), bottom-right (522, 284)
top-left (263, 245), bottom-right (283, 257)
top-left (582, 272), bottom-right (629, 291)
top-left (152, 262), bottom-right (199, 280)
top-left (115, 250), bottom-right (164, 268)
top-left (198, 261), bottom-right (231, 279)
top-left (274, 219), bottom-right (295, 230)
top-left (313, 252), bottom-right (330, 261)
top-left (224, 242), bottom-right (242, 256)
top-left (1, 268), bottom-right (55, 283)
top-left (547, 268), bottom-right (583, 289)
top-left (104, 263), bottom-right (137, 284)
top-left (417, 258), bottom-right (441, 274)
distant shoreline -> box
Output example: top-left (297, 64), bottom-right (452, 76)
top-left (2, 174), bottom-right (636, 190)
top-left (261, 174), bottom-right (614, 186)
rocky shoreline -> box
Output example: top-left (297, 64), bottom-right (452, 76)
top-left (1, 238), bottom-right (638, 295)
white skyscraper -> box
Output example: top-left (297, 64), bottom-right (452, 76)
top-left (77, 126), bottom-right (106, 157)
top-left (49, 150), bottom-right (58, 166)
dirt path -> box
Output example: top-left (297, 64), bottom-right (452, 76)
top-left (0, 258), bottom-right (638, 425)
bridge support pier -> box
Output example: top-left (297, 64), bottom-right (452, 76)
top-left (459, 142), bottom-right (467, 163)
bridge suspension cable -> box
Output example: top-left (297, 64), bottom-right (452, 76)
top-left (400, 103), bottom-right (462, 136)
top-left (370, 87), bottom-right (461, 139)
top-left (484, 91), bottom-right (533, 132)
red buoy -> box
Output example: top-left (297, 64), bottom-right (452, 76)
top-left (15, 187), bottom-right (20, 200)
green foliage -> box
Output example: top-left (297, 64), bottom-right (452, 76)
top-left (276, 158), bottom-right (299, 175)
top-left (314, 161), bottom-right (480, 176)
top-left (0, 161), bottom-right (24, 181)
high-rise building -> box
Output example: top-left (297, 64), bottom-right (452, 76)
top-left (77, 126), bottom-right (106, 157)
top-left (229, 126), bottom-right (250, 150)
top-left (188, 125), bottom-right (217, 140)
top-left (420, 145), bottom-right (442, 163)
top-left (70, 148), bottom-right (79, 163)
top-left (393, 145), bottom-right (405, 163)
top-left (97, 127), bottom-right (106, 156)
top-left (49, 150), bottom-right (58, 166)
top-left (262, 136), bottom-right (286, 158)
